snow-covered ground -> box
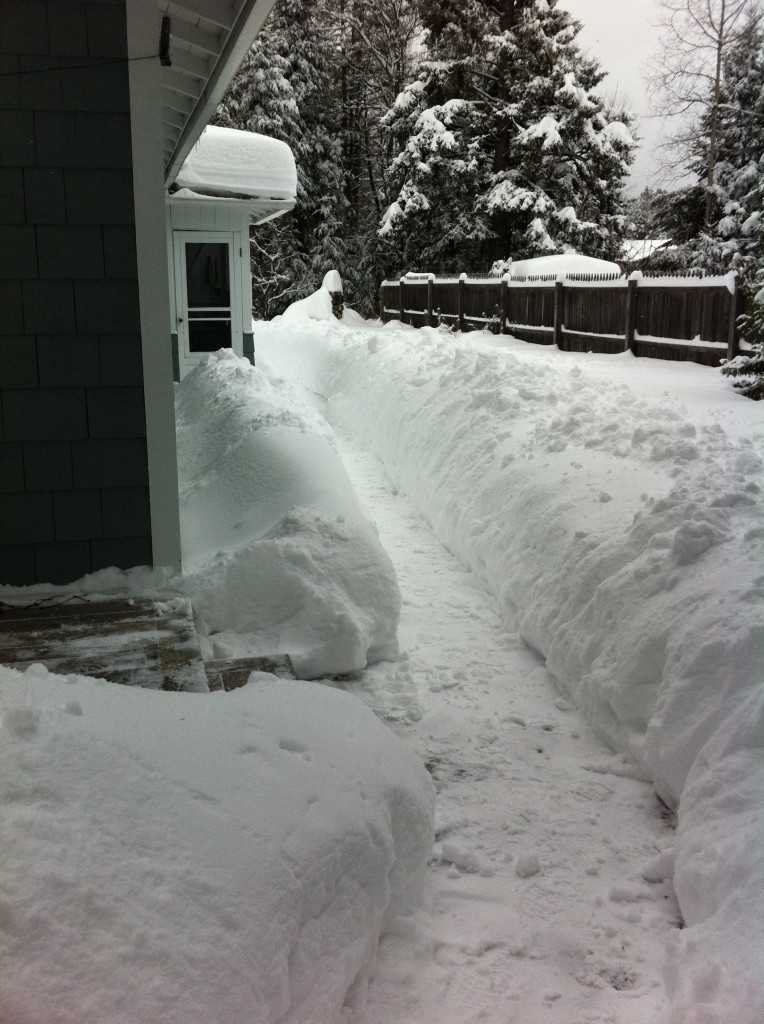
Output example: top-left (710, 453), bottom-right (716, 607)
top-left (0, 665), bottom-right (434, 1024)
top-left (317, 431), bottom-right (682, 1024)
top-left (1, 294), bottom-right (762, 1023)
top-left (255, 307), bottom-right (764, 1024)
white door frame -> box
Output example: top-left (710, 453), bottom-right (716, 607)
top-left (172, 231), bottom-right (243, 377)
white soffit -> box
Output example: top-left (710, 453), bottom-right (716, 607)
top-left (159, 0), bottom-right (278, 187)
top-left (168, 188), bottom-right (296, 225)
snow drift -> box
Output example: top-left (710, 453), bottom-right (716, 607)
top-left (175, 350), bottom-right (400, 677)
top-left (0, 663), bottom-right (435, 1024)
top-left (255, 316), bottom-right (764, 1024)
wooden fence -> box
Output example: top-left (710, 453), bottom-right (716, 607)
top-left (379, 271), bottom-right (743, 366)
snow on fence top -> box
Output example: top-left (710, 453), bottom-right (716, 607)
top-left (383, 270), bottom-right (736, 291)
top-left (174, 125), bottom-right (297, 201)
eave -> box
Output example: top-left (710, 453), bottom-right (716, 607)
top-left (159, 0), bottom-right (278, 187)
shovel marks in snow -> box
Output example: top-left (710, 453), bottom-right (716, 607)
top-left (330, 432), bottom-right (679, 1024)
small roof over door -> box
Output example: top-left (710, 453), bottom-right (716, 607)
top-left (169, 126), bottom-right (297, 225)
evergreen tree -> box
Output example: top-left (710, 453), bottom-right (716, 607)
top-left (214, 0), bottom-right (348, 317)
top-left (721, 30), bottom-right (764, 399)
top-left (721, 229), bottom-right (764, 397)
top-left (379, 0), bottom-right (635, 273)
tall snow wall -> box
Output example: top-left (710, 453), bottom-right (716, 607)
top-left (282, 319), bottom-right (764, 1024)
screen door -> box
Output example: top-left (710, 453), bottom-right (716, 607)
top-left (176, 235), bottom-right (236, 354)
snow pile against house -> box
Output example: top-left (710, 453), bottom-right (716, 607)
top-left (0, 664), bottom-right (434, 1024)
top-left (255, 316), bottom-right (764, 1024)
top-left (174, 124), bottom-right (297, 200)
top-left (175, 350), bottom-right (400, 677)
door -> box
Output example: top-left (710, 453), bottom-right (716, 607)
top-left (174, 232), bottom-right (241, 368)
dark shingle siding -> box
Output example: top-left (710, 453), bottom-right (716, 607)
top-left (3, 389), bottom-right (88, 441)
top-left (0, 443), bottom-right (25, 492)
top-left (23, 440), bottom-right (75, 490)
top-left (0, 168), bottom-right (25, 223)
top-left (23, 167), bottom-right (67, 223)
top-left (71, 438), bottom-right (149, 489)
top-left (35, 540), bottom-right (92, 584)
top-left (0, 1), bottom-right (152, 585)
top-left (54, 488), bottom-right (103, 541)
top-left (37, 335), bottom-right (100, 387)
top-left (37, 225), bottom-right (105, 279)
top-left (0, 336), bottom-right (38, 386)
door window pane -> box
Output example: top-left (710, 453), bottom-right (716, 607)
top-left (188, 319), bottom-right (233, 353)
top-left (185, 242), bottom-right (231, 307)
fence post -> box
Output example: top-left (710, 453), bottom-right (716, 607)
top-left (553, 275), bottom-right (564, 348)
top-left (625, 271), bottom-right (640, 351)
top-left (501, 273), bottom-right (509, 335)
top-left (399, 276), bottom-right (405, 325)
top-left (726, 272), bottom-right (740, 361)
top-left (427, 273), bottom-right (435, 328)
top-left (458, 273), bottom-right (466, 333)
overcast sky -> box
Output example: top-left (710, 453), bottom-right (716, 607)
top-left (558, 0), bottom-right (665, 192)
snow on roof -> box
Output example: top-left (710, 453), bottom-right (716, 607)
top-left (508, 254), bottom-right (621, 277)
top-left (174, 125), bottom-right (297, 202)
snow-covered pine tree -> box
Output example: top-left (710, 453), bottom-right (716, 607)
top-left (721, 217), bottom-right (764, 397)
top-left (214, 0), bottom-right (348, 317)
top-left (721, 19), bottom-right (764, 399)
top-left (379, 0), bottom-right (635, 273)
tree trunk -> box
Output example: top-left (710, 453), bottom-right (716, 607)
top-left (705, 5), bottom-right (725, 228)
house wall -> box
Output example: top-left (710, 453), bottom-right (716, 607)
top-left (0, 0), bottom-right (152, 585)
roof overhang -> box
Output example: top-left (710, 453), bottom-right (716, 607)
top-left (159, 0), bottom-right (278, 187)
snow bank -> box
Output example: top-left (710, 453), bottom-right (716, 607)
top-left (0, 663), bottom-right (434, 1024)
top-left (175, 350), bottom-right (400, 677)
top-left (255, 318), bottom-right (764, 1024)
top-left (175, 125), bottom-right (297, 201)
top-left (279, 273), bottom-right (346, 324)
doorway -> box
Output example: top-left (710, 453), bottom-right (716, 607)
top-left (173, 232), bottom-right (242, 375)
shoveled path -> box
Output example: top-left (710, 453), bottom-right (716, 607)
top-left (330, 429), bottom-right (680, 1024)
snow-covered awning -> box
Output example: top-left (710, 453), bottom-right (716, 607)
top-left (170, 126), bottom-right (297, 224)
top-left (174, 126), bottom-right (296, 201)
